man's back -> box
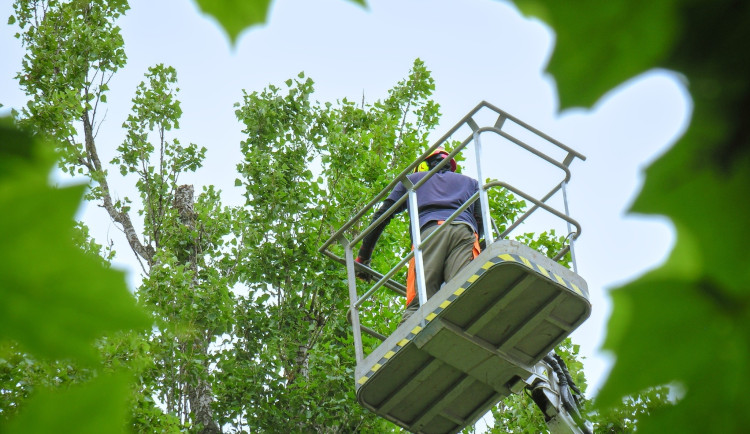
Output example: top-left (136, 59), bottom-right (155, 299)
top-left (389, 170), bottom-right (480, 232)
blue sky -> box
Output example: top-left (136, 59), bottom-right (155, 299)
top-left (1, 0), bottom-right (689, 424)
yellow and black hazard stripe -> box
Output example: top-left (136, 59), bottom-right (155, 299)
top-left (356, 252), bottom-right (585, 387)
top-left (491, 253), bottom-right (587, 298)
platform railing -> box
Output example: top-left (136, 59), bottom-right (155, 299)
top-left (319, 102), bottom-right (586, 362)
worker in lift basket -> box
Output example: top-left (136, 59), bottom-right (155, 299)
top-left (355, 147), bottom-right (484, 323)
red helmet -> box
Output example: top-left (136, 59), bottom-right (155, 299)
top-left (415, 147), bottom-right (457, 173)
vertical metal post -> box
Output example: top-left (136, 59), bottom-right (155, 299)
top-left (561, 182), bottom-right (578, 274)
top-left (343, 238), bottom-right (364, 363)
top-left (403, 178), bottom-right (428, 316)
top-left (473, 131), bottom-right (494, 244)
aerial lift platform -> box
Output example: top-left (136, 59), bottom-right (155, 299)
top-left (320, 102), bottom-right (592, 433)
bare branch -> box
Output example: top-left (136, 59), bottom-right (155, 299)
top-left (82, 110), bottom-right (154, 266)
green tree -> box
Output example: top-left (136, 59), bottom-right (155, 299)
top-left (221, 60), bottom-right (440, 432)
top-left (7, 1), bottom-right (229, 432)
top-left (206, 0), bottom-right (747, 431)
top-left (228, 64), bottom-right (642, 433)
top-left (2, 1), bottom-right (150, 432)
top-left (111, 63), bottom-right (234, 433)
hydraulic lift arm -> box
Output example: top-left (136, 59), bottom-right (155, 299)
top-left (525, 351), bottom-right (593, 434)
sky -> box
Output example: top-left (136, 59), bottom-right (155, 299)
top-left (1, 0), bottom-right (690, 425)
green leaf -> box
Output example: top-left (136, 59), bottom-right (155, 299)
top-left (0, 120), bottom-right (150, 363)
top-left (598, 228), bottom-right (750, 432)
top-left (515, 0), bottom-right (680, 109)
top-left (632, 143), bottom-right (750, 293)
top-left (193, 0), bottom-right (274, 45)
top-left (3, 373), bottom-right (131, 434)
top-left (192, 0), bottom-right (367, 46)
top-left (531, 1), bottom-right (750, 431)
top-left (598, 129), bottom-right (750, 432)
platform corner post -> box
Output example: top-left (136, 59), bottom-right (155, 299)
top-left (403, 178), bottom-right (428, 322)
top-left (473, 130), bottom-right (495, 244)
top-left (343, 236), bottom-right (364, 363)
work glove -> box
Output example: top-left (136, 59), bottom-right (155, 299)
top-left (354, 256), bottom-right (374, 282)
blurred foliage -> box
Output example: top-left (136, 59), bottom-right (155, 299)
top-left (514, 0), bottom-right (750, 432)
top-left (4, 372), bottom-right (132, 434)
top-left (0, 118), bottom-right (149, 430)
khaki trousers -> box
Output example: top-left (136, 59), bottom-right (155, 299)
top-left (402, 222), bottom-right (476, 323)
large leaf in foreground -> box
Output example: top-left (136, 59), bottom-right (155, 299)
top-left (601, 218), bottom-right (750, 432)
top-left (3, 373), bottom-right (131, 434)
top-left (0, 120), bottom-right (150, 363)
top-left (511, 0), bottom-right (750, 431)
top-left (514, 0), bottom-right (680, 109)
top-left (598, 96), bottom-right (750, 432)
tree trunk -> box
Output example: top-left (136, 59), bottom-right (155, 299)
top-left (187, 342), bottom-right (221, 434)
top-left (175, 185), bottom-right (220, 434)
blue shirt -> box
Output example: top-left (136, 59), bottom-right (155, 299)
top-left (357, 169), bottom-right (483, 261)
top-left (388, 171), bottom-right (480, 232)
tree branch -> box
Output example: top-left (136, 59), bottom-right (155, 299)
top-left (82, 110), bottom-right (154, 266)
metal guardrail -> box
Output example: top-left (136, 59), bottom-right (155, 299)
top-left (319, 102), bottom-right (586, 362)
